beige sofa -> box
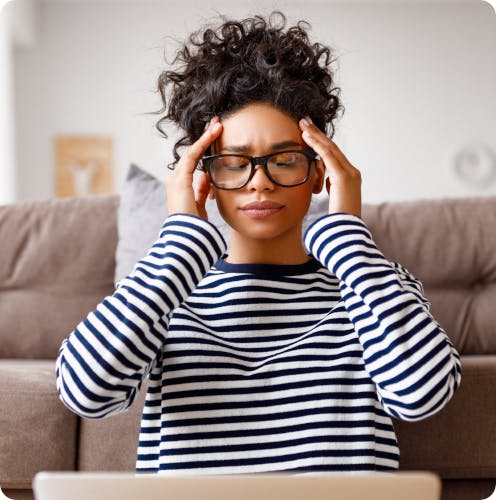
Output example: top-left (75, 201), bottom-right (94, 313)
top-left (0, 193), bottom-right (495, 500)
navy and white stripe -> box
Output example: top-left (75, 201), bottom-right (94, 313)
top-left (56, 212), bottom-right (461, 475)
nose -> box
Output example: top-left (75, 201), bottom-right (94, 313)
top-left (247, 164), bottom-right (274, 191)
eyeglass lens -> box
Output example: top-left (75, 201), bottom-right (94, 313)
top-left (208, 152), bottom-right (309, 189)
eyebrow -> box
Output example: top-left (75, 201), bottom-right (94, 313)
top-left (221, 140), bottom-right (304, 153)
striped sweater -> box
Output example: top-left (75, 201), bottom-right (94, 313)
top-left (56, 212), bottom-right (461, 474)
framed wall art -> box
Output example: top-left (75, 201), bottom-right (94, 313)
top-left (54, 136), bottom-right (114, 197)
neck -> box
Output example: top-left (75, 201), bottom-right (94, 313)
top-left (225, 225), bottom-right (310, 265)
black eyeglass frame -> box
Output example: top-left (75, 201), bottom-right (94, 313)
top-left (198, 149), bottom-right (319, 190)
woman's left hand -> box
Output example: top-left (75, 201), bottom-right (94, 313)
top-left (299, 117), bottom-right (362, 218)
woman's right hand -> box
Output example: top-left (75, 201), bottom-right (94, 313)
top-left (166, 116), bottom-right (223, 220)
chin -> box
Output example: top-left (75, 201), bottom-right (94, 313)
top-left (232, 220), bottom-right (299, 242)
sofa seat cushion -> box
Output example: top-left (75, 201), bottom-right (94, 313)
top-left (394, 355), bottom-right (496, 479)
top-left (0, 360), bottom-right (78, 488)
top-left (77, 379), bottom-right (148, 472)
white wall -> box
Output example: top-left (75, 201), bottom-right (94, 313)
top-left (9, 0), bottom-right (496, 204)
top-left (0, 2), bottom-right (16, 205)
top-left (0, 0), bottom-right (36, 205)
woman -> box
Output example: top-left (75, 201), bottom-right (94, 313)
top-left (56, 11), bottom-right (461, 475)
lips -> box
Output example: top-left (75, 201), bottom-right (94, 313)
top-left (240, 200), bottom-right (285, 219)
top-left (241, 200), bottom-right (284, 210)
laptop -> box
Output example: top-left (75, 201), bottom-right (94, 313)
top-left (33, 470), bottom-right (441, 500)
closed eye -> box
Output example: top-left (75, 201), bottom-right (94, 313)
top-left (274, 160), bottom-right (298, 167)
top-left (223, 164), bottom-right (250, 171)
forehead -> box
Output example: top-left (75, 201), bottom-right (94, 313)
top-left (215, 103), bottom-right (303, 153)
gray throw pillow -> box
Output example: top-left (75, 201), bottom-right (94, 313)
top-left (114, 163), bottom-right (330, 286)
top-left (114, 163), bottom-right (229, 286)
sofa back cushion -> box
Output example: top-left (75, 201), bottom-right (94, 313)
top-left (1, 193), bottom-right (495, 358)
top-left (362, 195), bottom-right (496, 355)
top-left (0, 194), bottom-right (119, 358)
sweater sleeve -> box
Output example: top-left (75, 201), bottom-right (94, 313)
top-left (304, 212), bottom-right (462, 422)
top-left (56, 213), bottom-right (227, 419)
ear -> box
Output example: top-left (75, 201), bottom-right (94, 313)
top-left (312, 159), bottom-right (325, 194)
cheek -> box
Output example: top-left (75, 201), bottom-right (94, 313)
top-left (211, 191), bottom-right (233, 221)
top-left (301, 189), bottom-right (314, 212)
top-left (261, 189), bottom-right (306, 222)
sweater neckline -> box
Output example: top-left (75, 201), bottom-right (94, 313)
top-left (213, 254), bottom-right (322, 276)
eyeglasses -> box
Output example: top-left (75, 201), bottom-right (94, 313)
top-left (199, 149), bottom-right (319, 190)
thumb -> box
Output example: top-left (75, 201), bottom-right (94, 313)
top-left (194, 172), bottom-right (211, 217)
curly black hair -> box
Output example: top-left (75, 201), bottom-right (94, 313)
top-left (154, 11), bottom-right (344, 168)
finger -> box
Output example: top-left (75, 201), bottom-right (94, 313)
top-left (301, 127), bottom-right (346, 176)
top-left (300, 119), bottom-right (356, 173)
top-left (178, 117), bottom-right (223, 174)
top-left (325, 138), bottom-right (357, 172)
top-left (183, 118), bottom-right (222, 172)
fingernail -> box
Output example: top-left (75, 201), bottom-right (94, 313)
top-left (301, 117), bottom-right (310, 127)
top-left (305, 115), bottom-right (313, 125)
